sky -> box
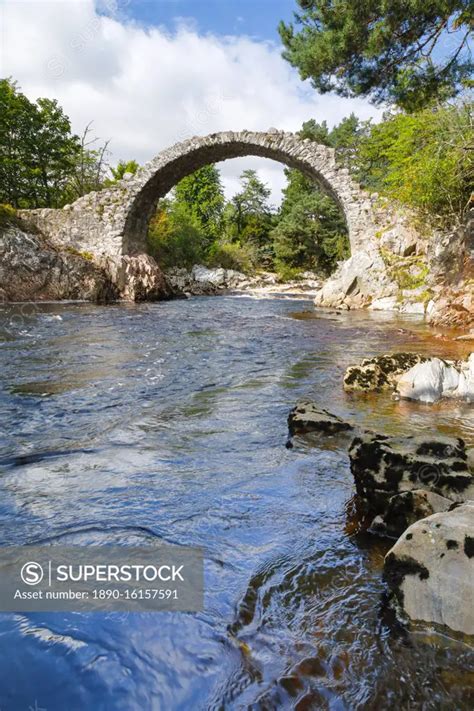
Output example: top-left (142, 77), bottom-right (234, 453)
top-left (0, 0), bottom-right (382, 203)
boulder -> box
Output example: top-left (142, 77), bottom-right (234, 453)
top-left (313, 249), bottom-right (398, 309)
top-left (344, 352), bottom-right (427, 392)
top-left (288, 401), bottom-right (353, 435)
top-left (103, 254), bottom-right (170, 302)
top-left (0, 222), bottom-right (118, 303)
top-left (348, 431), bottom-right (474, 514)
top-left (384, 502), bottom-right (474, 635)
top-left (396, 354), bottom-right (474, 403)
top-left (370, 489), bottom-right (452, 539)
top-left (192, 265), bottom-right (227, 287)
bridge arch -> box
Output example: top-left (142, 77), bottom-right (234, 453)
top-left (120, 130), bottom-right (376, 256)
top-left (19, 130), bottom-right (386, 261)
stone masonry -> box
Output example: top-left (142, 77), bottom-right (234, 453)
top-left (18, 129), bottom-right (402, 259)
top-left (17, 129), bottom-right (434, 305)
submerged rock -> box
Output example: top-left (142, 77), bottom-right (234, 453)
top-left (348, 431), bottom-right (474, 514)
top-left (396, 354), bottom-right (474, 403)
top-left (370, 489), bottom-right (452, 539)
top-left (343, 352), bottom-right (427, 392)
top-left (383, 502), bottom-right (474, 635)
top-left (288, 401), bottom-right (353, 435)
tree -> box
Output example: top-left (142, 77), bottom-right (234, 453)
top-left (66, 122), bottom-right (110, 201)
top-left (0, 79), bottom-right (111, 208)
top-left (0, 79), bottom-right (80, 208)
top-left (174, 165), bottom-right (224, 243)
top-left (231, 169), bottom-right (273, 242)
top-left (147, 197), bottom-right (209, 269)
top-left (279, 1), bottom-right (473, 111)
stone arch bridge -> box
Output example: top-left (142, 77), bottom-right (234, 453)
top-left (20, 129), bottom-right (399, 258)
top-left (19, 129), bottom-right (419, 303)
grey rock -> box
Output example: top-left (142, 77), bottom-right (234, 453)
top-left (0, 222), bottom-right (117, 303)
top-left (384, 502), bottom-right (474, 635)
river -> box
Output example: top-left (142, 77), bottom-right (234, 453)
top-left (0, 295), bottom-right (473, 709)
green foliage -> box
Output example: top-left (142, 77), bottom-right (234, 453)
top-left (175, 165), bottom-right (224, 243)
top-left (355, 101), bottom-right (473, 222)
top-left (0, 79), bottom-right (81, 208)
top-left (0, 79), bottom-right (112, 208)
top-left (207, 241), bottom-right (258, 272)
top-left (147, 199), bottom-right (209, 269)
top-left (272, 190), bottom-right (349, 276)
top-left (109, 159), bottom-right (139, 183)
top-left (0, 202), bottom-right (18, 228)
top-left (279, 1), bottom-right (473, 111)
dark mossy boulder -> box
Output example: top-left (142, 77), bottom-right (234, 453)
top-left (349, 431), bottom-right (474, 515)
top-left (288, 401), bottom-right (354, 436)
top-left (344, 352), bottom-right (427, 392)
top-left (369, 489), bottom-right (452, 539)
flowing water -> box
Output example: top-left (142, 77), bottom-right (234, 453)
top-left (0, 296), bottom-right (473, 710)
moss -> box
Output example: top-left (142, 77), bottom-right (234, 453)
top-left (65, 246), bottom-right (94, 261)
top-left (0, 203), bottom-right (19, 228)
top-left (379, 248), bottom-right (429, 290)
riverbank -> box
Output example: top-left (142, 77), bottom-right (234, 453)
top-left (1, 215), bottom-right (472, 335)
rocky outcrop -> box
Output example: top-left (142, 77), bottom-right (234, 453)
top-left (313, 249), bottom-right (397, 310)
top-left (370, 489), bottom-right (452, 538)
top-left (0, 220), bottom-right (169, 303)
top-left (165, 265), bottom-right (322, 297)
top-left (103, 254), bottom-right (170, 301)
top-left (396, 354), bottom-right (474, 403)
top-left (348, 431), bottom-right (474, 514)
top-left (288, 401), bottom-right (354, 435)
top-left (165, 265), bottom-right (248, 295)
top-left (344, 353), bottom-right (426, 392)
top-left (384, 502), bottom-right (474, 635)
top-left (427, 281), bottom-right (474, 329)
top-left (0, 221), bottom-right (117, 302)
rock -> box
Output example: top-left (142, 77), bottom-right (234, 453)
top-left (427, 281), bottom-right (474, 330)
top-left (348, 431), bottom-right (474, 514)
top-left (192, 265), bottom-right (227, 287)
top-left (103, 254), bottom-right (170, 302)
top-left (398, 301), bottom-right (425, 314)
top-left (396, 354), bottom-right (474, 403)
top-left (288, 401), bottom-right (353, 435)
top-left (0, 222), bottom-right (118, 303)
top-left (383, 502), bottom-right (474, 635)
top-left (314, 250), bottom-right (387, 308)
top-left (344, 352), bottom-right (427, 392)
top-left (370, 489), bottom-right (452, 539)
top-left (369, 296), bottom-right (399, 311)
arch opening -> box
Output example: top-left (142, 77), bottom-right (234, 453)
top-left (121, 132), bottom-right (353, 257)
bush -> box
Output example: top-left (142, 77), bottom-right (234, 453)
top-left (356, 101), bottom-right (473, 224)
top-left (206, 241), bottom-right (258, 273)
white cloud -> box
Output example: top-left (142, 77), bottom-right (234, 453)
top-left (0, 0), bottom-right (381, 203)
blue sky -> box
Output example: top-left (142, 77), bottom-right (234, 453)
top-left (2, 0), bottom-right (382, 203)
top-left (114, 0), bottom-right (295, 41)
